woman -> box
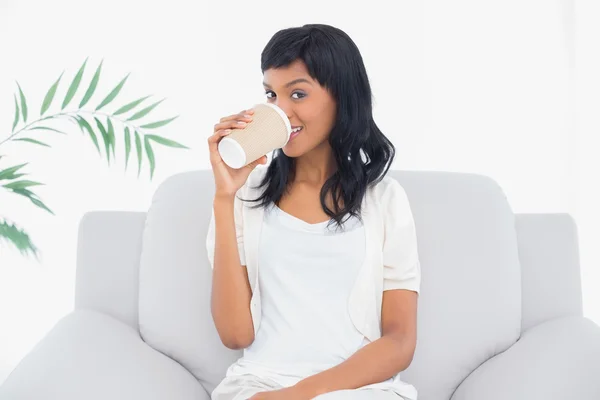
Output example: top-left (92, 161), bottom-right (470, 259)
top-left (206, 24), bottom-right (421, 400)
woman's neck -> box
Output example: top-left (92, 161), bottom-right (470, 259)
top-left (292, 144), bottom-right (337, 187)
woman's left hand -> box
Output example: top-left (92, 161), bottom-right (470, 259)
top-left (248, 386), bottom-right (314, 400)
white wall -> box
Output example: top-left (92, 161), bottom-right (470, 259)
top-left (0, 0), bottom-right (597, 385)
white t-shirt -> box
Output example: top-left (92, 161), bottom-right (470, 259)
top-left (229, 203), bottom-right (369, 387)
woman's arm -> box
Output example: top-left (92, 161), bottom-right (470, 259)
top-left (293, 289), bottom-right (418, 398)
top-left (210, 195), bottom-right (255, 349)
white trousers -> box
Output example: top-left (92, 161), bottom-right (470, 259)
top-left (211, 374), bottom-right (405, 400)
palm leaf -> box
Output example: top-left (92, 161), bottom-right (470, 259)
top-left (106, 118), bottom-right (116, 157)
top-left (145, 134), bottom-right (188, 149)
top-left (0, 163), bottom-right (28, 181)
top-left (124, 127), bottom-right (131, 169)
top-left (113, 95), bottom-right (151, 116)
top-left (140, 116), bottom-right (178, 129)
top-left (95, 73), bottom-right (130, 111)
top-left (12, 138), bottom-right (51, 147)
top-left (94, 117), bottom-right (111, 164)
top-left (11, 188), bottom-right (54, 215)
top-left (135, 130), bottom-right (143, 177)
top-left (144, 135), bottom-right (155, 179)
top-left (3, 180), bottom-right (44, 190)
top-left (40, 72), bottom-right (64, 116)
top-left (79, 60), bottom-right (102, 108)
top-left (75, 116), bottom-right (100, 154)
top-left (12, 94), bottom-right (20, 132)
top-left (16, 82), bottom-right (28, 123)
top-left (126, 98), bottom-right (164, 121)
top-left (62, 57), bottom-right (88, 110)
top-left (0, 218), bottom-right (38, 258)
top-left (29, 126), bottom-right (66, 134)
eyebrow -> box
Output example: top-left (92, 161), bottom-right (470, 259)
top-left (262, 78), bottom-right (313, 89)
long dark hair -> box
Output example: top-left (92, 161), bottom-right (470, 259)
top-left (244, 24), bottom-right (395, 229)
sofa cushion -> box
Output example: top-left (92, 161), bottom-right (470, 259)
top-left (138, 170), bottom-right (242, 393)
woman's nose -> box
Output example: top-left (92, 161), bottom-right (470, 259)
top-left (274, 99), bottom-right (293, 119)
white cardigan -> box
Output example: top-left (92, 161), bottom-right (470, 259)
top-left (206, 166), bottom-right (421, 344)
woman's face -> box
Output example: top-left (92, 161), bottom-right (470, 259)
top-left (262, 59), bottom-right (337, 158)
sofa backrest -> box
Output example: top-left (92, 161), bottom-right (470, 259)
top-left (138, 168), bottom-right (522, 399)
top-left (138, 170), bottom-right (242, 393)
top-left (388, 170), bottom-right (521, 400)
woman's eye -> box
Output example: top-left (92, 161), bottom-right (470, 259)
top-left (264, 90), bottom-right (305, 100)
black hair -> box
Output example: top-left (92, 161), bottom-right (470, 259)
top-left (243, 23), bottom-right (395, 229)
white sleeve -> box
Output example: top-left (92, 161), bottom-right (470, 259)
top-left (206, 192), bottom-right (246, 269)
top-left (382, 179), bottom-right (421, 293)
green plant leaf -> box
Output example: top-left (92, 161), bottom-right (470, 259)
top-left (140, 116), bottom-right (179, 130)
top-left (79, 59), bottom-right (102, 108)
top-left (0, 163), bottom-right (28, 181)
top-left (113, 95), bottom-right (151, 116)
top-left (145, 134), bottom-right (188, 149)
top-left (29, 196), bottom-right (54, 215)
top-left (16, 82), bottom-right (28, 123)
top-left (67, 115), bottom-right (83, 132)
top-left (13, 138), bottom-right (51, 147)
top-left (106, 118), bottom-right (116, 157)
top-left (29, 126), bottom-right (66, 134)
top-left (40, 71), bottom-right (64, 116)
top-left (3, 180), bottom-right (44, 190)
top-left (11, 188), bottom-right (54, 215)
top-left (12, 94), bottom-right (20, 132)
top-left (62, 58), bottom-right (88, 110)
top-left (135, 131), bottom-right (142, 177)
top-left (94, 117), bottom-right (111, 164)
top-left (124, 127), bottom-right (131, 169)
top-left (95, 73), bottom-right (130, 111)
top-left (144, 135), bottom-right (155, 180)
top-left (75, 116), bottom-right (100, 154)
top-left (126, 98), bottom-right (165, 121)
top-left (4, 173), bottom-right (27, 180)
top-left (0, 218), bottom-right (39, 258)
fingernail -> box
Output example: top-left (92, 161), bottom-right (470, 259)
top-left (243, 115), bottom-right (252, 119)
top-left (224, 129), bottom-right (232, 134)
top-left (237, 121), bottom-right (246, 125)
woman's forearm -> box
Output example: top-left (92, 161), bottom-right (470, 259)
top-left (211, 196), bottom-right (255, 349)
top-left (294, 334), bottom-right (415, 398)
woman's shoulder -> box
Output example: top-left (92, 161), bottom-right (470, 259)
top-left (369, 174), bottom-right (409, 204)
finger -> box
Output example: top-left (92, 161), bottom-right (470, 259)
top-left (213, 119), bottom-right (250, 133)
top-left (244, 155), bottom-right (267, 170)
top-left (219, 109), bottom-right (254, 123)
top-left (207, 129), bottom-right (232, 154)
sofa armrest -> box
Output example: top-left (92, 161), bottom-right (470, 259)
top-left (515, 213), bottom-right (583, 332)
top-left (452, 316), bottom-right (600, 400)
top-left (75, 211), bottom-right (147, 330)
top-left (0, 310), bottom-right (209, 400)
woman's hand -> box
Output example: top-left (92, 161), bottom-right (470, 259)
top-left (208, 108), bottom-right (268, 199)
top-left (248, 385), bottom-right (314, 400)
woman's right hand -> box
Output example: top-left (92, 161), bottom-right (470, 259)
top-left (208, 108), bottom-right (268, 199)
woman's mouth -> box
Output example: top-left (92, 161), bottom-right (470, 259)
top-left (290, 126), bottom-right (303, 140)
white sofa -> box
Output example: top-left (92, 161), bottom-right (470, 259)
top-left (2, 168), bottom-right (600, 400)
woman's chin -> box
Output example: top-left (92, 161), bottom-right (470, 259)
top-left (281, 144), bottom-right (303, 158)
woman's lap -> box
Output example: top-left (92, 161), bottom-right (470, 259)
top-left (211, 374), bottom-right (281, 400)
top-left (212, 375), bottom-right (403, 400)
top-left (313, 389), bottom-right (403, 399)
